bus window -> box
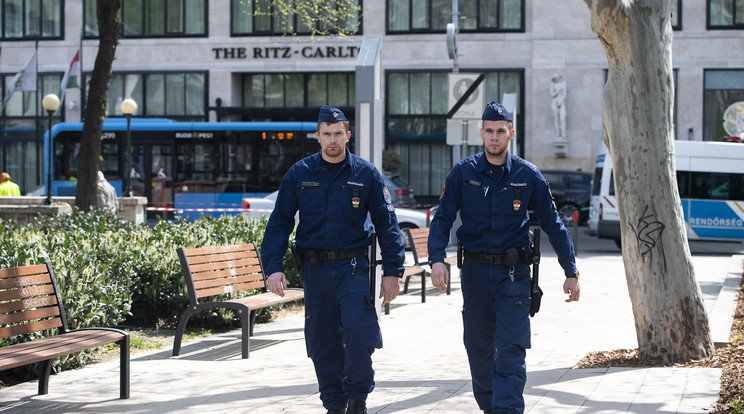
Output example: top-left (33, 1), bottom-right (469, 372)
top-left (176, 142), bottom-right (214, 186)
top-left (676, 171), bottom-right (690, 198)
top-left (731, 174), bottom-right (744, 201)
top-left (709, 173), bottom-right (729, 199)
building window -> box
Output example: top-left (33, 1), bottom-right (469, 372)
top-left (672, 0), bottom-right (682, 30)
top-left (1, 0), bottom-right (62, 39)
top-left (2, 73), bottom-right (61, 117)
top-left (231, 0), bottom-right (362, 36)
top-left (704, 70), bottom-right (744, 141)
top-left (708, 0), bottom-right (744, 29)
top-left (386, 70), bottom-right (522, 203)
top-left (84, 0), bottom-right (207, 38)
top-left (94, 72), bottom-right (207, 120)
top-left (241, 72), bottom-right (355, 118)
top-left (387, 0), bottom-right (524, 33)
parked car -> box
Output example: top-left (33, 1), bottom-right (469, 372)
top-left (383, 172), bottom-right (417, 208)
top-left (540, 170), bottom-right (593, 226)
top-left (242, 191), bottom-right (428, 249)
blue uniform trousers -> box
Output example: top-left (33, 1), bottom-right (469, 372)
top-left (301, 256), bottom-right (382, 410)
top-left (461, 260), bottom-right (532, 414)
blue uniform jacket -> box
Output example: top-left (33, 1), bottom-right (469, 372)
top-left (429, 152), bottom-right (577, 276)
top-left (261, 149), bottom-right (406, 278)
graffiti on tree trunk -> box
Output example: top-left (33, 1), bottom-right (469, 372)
top-left (631, 205), bottom-right (667, 270)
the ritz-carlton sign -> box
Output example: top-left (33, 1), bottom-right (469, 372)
top-left (212, 45), bottom-right (360, 59)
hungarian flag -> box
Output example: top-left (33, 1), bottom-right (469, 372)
top-left (3, 51), bottom-right (37, 107)
top-left (59, 49), bottom-right (80, 105)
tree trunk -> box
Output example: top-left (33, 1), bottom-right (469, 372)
top-left (585, 0), bottom-right (713, 363)
top-left (75, 0), bottom-right (121, 211)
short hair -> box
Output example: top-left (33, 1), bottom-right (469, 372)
top-left (0, 172), bottom-right (10, 182)
top-left (317, 120), bottom-right (350, 133)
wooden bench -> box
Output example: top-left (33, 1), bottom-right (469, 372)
top-left (402, 227), bottom-right (452, 303)
top-left (172, 243), bottom-right (304, 359)
top-left (0, 262), bottom-right (130, 399)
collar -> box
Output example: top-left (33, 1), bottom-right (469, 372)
top-left (475, 152), bottom-right (512, 174)
top-left (308, 148), bottom-right (353, 172)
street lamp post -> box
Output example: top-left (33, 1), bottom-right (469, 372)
top-left (42, 94), bottom-right (60, 205)
top-left (120, 99), bottom-right (137, 197)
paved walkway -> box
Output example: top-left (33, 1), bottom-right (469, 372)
top-left (1, 234), bottom-right (742, 413)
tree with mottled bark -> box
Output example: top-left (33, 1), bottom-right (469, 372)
top-left (75, 0), bottom-right (121, 211)
top-left (583, 0), bottom-right (713, 363)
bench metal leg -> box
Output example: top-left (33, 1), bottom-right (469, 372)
top-left (242, 309), bottom-right (252, 359)
top-left (173, 307), bottom-right (197, 356)
top-left (445, 262), bottom-right (451, 295)
top-left (38, 359), bottom-right (53, 395)
top-left (403, 276), bottom-right (411, 294)
top-left (119, 336), bottom-right (130, 399)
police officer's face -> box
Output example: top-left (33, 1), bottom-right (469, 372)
top-left (317, 121), bottom-right (351, 161)
top-left (481, 120), bottom-right (514, 159)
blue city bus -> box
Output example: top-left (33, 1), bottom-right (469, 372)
top-left (46, 118), bottom-right (319, 220)
top-left (587, 141), bottom-right (744, 246)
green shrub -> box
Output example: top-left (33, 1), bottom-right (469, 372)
top-left (0, 210), bottom-right (300, 374)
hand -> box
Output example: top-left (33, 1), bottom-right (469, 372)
top-left (430, 262), bottom-right (449, 291)
top-left (380, 276), bottom-right (400, 304)
top-left (266, 272), bottom-right (287, 297)
top-left (563, 276), bottom-right (580, 302)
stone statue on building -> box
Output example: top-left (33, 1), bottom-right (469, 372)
top-left (551, 73), bottom-right (567, 138)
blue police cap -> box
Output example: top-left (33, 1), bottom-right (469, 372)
top-left (318, 105), bottom-right (347, 122)
top-left (482, 101), bottom-right (512, 122)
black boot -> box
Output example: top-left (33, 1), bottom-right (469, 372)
top-left (346, 400), bottom-right (367, 414)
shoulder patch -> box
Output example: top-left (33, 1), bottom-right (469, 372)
top-left (383, 187), bottom-right (393, 205)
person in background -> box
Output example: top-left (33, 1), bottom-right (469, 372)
top-left (260, 105), bottom-right (405, 414)
top-left (427, 101), bottom-right (581, 414)
top-left (96, 171), bottom-right (119, 212)
top-left (0, 172), bottom-right (21, 196)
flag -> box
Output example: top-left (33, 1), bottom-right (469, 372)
top-left (3, 51), bottom-right (37, 107)
top-left (59, 49), bottom-right (80, 105)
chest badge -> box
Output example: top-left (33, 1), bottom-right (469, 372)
top-left (352, 197), bottom-right (360, 208)
top-left (513, 200), bottom-right (522, 211)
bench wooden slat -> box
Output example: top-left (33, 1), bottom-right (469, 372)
top-left (0, 330), bottom-right (125, 370)
top-left (186, 250), bottom-right (258, 266)
top-left (0, 305), bottom-right (60, 325)
top-left (0, 264), bottom-right (49, 279)
top-left (195, 280), bottom-right (265, 298)
top-left (0, 273), bottom-right (53, 290)
top-left (182, 244), bottom-right (256, 256)
top-left (0, 316), bottom-right (62, 338)
top-left (188, 259), bottom-right (260, 275)
top-left (189, 264), bottom-right (262, 282)
top-left (0, 295), bottom-right (58, 314)
top-left (193, 273), bottom-right (262, 290)
top-left (0, 283), bottom-right (55, 303)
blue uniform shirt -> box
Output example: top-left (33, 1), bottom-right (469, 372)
top-left (261, 149), bottom-right (406, 278)
top-left (429, 152), bottom-right (577, 276)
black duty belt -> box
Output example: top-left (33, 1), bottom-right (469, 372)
top-left (302, 246), bottom-right (368, 265)
top-left (463, 246), bottom-right (534, 266)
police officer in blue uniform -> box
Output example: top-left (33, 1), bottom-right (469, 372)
top-left (428, 102), bottom-right (581, 414)
top-left (261, 105), bottom-right (406, 414)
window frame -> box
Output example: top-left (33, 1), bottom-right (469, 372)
top-left (230, 0), bottom-right (363, 37)
top-left (1, 0), bottom-right (63, 40)
top-left (386, 0), bottom-right (525, 34)
top-left (83, 0), bottom-right (208, 39)
top-left (82, 70), bottom-right (209, 121)
top-left (707, 0), bottom-right (744, 29)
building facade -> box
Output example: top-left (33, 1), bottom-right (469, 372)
top-left (1, 0), bottom-right (742, 203)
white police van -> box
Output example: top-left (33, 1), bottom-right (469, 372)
top-left (587, 140), bottom-right (744, 247)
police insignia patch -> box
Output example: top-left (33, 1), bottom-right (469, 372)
top-left (383, 187), bottom-right (393, 205)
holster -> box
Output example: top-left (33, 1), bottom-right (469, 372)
top-left (457, 241), bottom-right (463, 269)
top-left (290, 241), bottom-right (303, 269)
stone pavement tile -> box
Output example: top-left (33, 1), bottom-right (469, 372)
top-left (676, 368), bottom-right (721, 413)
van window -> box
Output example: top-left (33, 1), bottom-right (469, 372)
top-left (591, 167), bottom-right (602, 196)
top-left (677, 171), bottom-right (690, 198)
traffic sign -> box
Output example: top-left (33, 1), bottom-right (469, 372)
top-left (448, 73), bottom-right (485, 120)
